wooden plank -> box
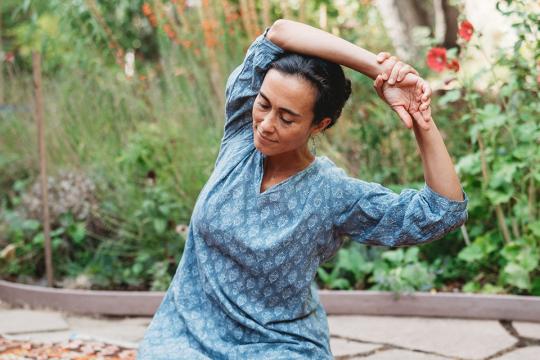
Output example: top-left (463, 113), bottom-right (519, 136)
top-left (319, 290), bottom-right (540, 322)
top-left (1, 280), bottom-right (540, 321)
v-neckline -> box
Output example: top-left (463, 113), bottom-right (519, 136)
top-left (256, 151), bottom-right (319, 196)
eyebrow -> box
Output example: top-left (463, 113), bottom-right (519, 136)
top-left (259, 91), bottom-right (302, 117)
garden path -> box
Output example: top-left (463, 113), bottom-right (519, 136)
top-left (1, 300), bottom-right (539, 359)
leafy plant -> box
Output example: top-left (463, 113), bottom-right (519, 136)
top-left (369, 247), bottom-right (434, 294)
top-left (317, 243), bottom-right (373, 290)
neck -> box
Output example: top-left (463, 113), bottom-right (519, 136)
top-left (264, 145), bottom-right (314, 174)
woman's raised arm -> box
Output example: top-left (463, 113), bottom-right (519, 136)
top-left (267, 19), bottom-right (431, 127)
top-left (268, 19), bottom-right (410, 82)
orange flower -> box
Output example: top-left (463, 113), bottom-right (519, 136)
top-left (426, 47), bottom-right (447, 72)
top-left (163, 23), bottom-right (177, 40)
top-left (225, 11), bottom-right (240, 24)
top-left (201, 19), bottom-right (218, 49)
top-left (148, 14), bottom-right (157, 27)
top-left (205, 37), bottom-right (218, 48)
top-left (141, 3), bottom-right (152, 17)
top-left (141, 3), bottom-right (157, 27)
top-left (179, 39), bottom-right (192, 48)
top-left (458, 20), bottom-right (474, 42)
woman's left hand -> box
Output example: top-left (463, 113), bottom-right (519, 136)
top-left (374, 52), bottom-right (432, 130)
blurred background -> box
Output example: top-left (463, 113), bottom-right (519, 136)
top-left (0, 0), bottom-right (538, 296)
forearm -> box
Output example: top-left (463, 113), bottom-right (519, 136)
top-left (267, 19), bottom-right (390, 79)
top-left (413, 121), bottom-right (464, 201)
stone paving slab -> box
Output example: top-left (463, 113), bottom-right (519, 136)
top-left (0, 309), bottom-right (69, 334)
top-left (513, 321), bottom-right (540, 339)
top-left (358, 349), bottom-right (450, 359)
top-left (330, 337), bottom-right (381, 358)
top-left (327, 315), bottom-right (517, 360)
top-left (65, 315), bottom-right (151, 343)
top-left (494, 346), bottom-right (540, 360)
top-left (5, 330), bottom-right (76, 343)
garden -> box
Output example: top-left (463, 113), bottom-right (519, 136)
top-left (0, 0), bottom-right (538, 303)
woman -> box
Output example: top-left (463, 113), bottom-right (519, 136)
top-left (138, 19), bottom-right (468, 359)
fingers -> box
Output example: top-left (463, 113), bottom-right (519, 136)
top-left (394, 106), bottom-right (413, 129)
top-left (387, 59), bottom-right (403, 85)
top-left (376, 52), bottom-right (392, 63)
top-left (420, 97), bottom-right (431, 111)
top-left (373, 74), bottom-right (386, 102)
top-left (421, 106), bottom-right (433, 124)
top-left (397, 64), bottom-right (418, 82)
top-left (414, 79), bottom-right (429, 108)
top-left (376, 53), bottom-right (397, 82)
top-left (421, 81), bottom-right (432, 103)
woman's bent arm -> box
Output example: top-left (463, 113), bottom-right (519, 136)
top-left (412, 120), bottom-right (464, 201)
top-left (267, 19), bottom-right (396, 80)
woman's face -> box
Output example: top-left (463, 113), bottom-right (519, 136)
top-left (252, 69), bottom-right (328, 156)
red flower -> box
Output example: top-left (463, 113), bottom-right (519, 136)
top-left (426, 47), bottom-right (447, 72)
top-left (447, 59), bottom-right (460, 72)
top-left (4, 52), bottom-right (15, 63)
top-left (458, 20), bottom-right (474, 42)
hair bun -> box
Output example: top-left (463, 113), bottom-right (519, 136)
top-left (344, 78), bottom-right (352, 102)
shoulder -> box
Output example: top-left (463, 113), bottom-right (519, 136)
top-left (316, 156), bottom-right (363, 190)
top-left (313, 156), bottom-right (357, 201)
top-left (315, 156), bottom-right (389, 205)
top-left (316, 156), bottom-right (345, 179)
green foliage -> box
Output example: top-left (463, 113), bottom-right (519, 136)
top-left (317, 243), bottom-right (374, 290)
top-left (0, 192), bottom-right (96, 282)
top-left (369, 247), bottom-right (434, 294)
top-left (317, 243), bottom-right (433, 294)
top-left (0, 0), bottom-right (538, 296)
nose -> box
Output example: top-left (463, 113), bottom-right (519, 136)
top-left (258, 112), bottom-right (276, 134)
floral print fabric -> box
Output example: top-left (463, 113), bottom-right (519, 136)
top-left (137, 28), bottom-right (469, 359)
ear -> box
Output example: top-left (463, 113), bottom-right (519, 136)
top-left (311, 117), bottom-right (332, 136)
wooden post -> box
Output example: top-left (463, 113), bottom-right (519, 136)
top-left (0, 11), bottom-right (4, 103)
top-left (262, 0), bottom-right (271, 28)
top-left (298, 0), bottom-right (306, 23)
top-left (32, 52), bottom-right (54, 287)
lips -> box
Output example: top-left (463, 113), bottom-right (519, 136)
top-left (256, 130), bottom-right (277, 143)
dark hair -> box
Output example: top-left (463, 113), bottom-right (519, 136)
top-left (267, 53), bottom-right (352, 130)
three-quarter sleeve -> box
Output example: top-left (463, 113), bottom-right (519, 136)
top-left (222, 27), bottom-right (285, 143)
top-left (333, 173), bottom-right (469, 248)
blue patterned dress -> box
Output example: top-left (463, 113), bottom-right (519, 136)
top-left (137, 28), bottom-right (469, 359)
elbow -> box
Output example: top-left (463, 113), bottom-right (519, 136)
top-left (267, 19), bottom-right (289, 48)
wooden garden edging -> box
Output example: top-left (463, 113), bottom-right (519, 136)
top-left (1, 279), bottom-right (539, 322)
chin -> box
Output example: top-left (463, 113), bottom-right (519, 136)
top-left (252, 128), bottom-right (271, 154)
top-left (254, 138), bottom-right (272, 155)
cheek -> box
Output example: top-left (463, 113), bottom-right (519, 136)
top-left (280, 127), bottom-right (310, 144)
top-left (252, 107), bottom-right (263, 123)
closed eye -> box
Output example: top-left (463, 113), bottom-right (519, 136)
top-left (281, 117), bottom-right (293, 125)
top-left (258, 102), bottom-right (270, 110)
